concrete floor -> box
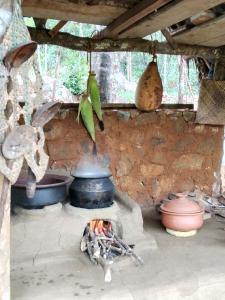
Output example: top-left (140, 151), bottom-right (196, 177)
top-left (11, 209), bottom-right (225, 300)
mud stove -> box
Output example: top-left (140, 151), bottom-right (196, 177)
top-left (12, 191), bottom-right (156, 278)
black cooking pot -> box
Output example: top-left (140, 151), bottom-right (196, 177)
top-left (12, 174), bottom-right (71, 209)
top-left (69, 167), bottom-right (115, 209)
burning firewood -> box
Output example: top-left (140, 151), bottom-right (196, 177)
top-left (81, 219), bottom-right (143, 282)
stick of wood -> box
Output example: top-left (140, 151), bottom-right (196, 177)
top-left (86, 239), bottom-right (97, 264)
top-left (98, 238), bottom-right (107, 258)
top-left (107, 231), bottom-right (127, 253)
top-left (48, 21), bottom-right (67, 38)
top-left (110, 231), bottom-right (144, 265)
top-left (96, 256), bottom-right (113, 283)
top-left (80, 234), bottom-right (88, 252)
top-left (89, 229), bottom-right (100, 258)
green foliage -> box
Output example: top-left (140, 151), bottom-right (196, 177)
top-left (64, 73), bottom-right (86, 94)
top-left (28, 18), bottom-right (199, 104)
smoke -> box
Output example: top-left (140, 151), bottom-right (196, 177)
top-left (72, 154), bottom-right (111, 178)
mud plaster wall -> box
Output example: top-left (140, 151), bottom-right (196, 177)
top-left (44, 109), bottom-right (224, 206)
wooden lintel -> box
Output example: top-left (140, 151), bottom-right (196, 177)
top-left (28, 27), bottom-right (224, 60)
top-left (99, 0), bottom-right (172, 38)
top-left (59, 103), bottom-right (194, 110)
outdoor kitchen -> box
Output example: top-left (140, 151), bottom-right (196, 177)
top-left (1, 1), bottom-right (225, 300)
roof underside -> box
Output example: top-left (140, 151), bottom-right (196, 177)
top-left (22, 0), bottom-right (225, 48)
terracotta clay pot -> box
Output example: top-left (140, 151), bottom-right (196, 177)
top-left (160, 194), bottom-right (204, 232)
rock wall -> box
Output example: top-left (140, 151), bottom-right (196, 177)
top-left (45, 109), bottom-right (224, 206)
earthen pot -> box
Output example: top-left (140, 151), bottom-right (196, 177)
top-left (160, 194), bottom-right (204, 232)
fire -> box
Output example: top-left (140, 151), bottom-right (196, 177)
top-left (89, 219), bottom-right (112, 235)
top-left (81, 219), bottom-right (143, 283)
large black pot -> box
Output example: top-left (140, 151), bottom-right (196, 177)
top-left (69, 173), bottom-right (115, 209)
top-left (12, 174), bottom-right (71, 209)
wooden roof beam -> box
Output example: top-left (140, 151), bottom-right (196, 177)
top-left (22, 0), bottom-right (127, 25)
top-left (98, 0), bottom-right (172, 38)
top-left (161, 28), bottom-right (175, 48)
top-left (120, 0), bottom-right (225, 38)
top-left (28, 27), bottom-right (225, 60)
top-left (173, 14), bottom-right (225, 47)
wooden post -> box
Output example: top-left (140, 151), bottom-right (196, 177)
top-left (212, 59), bottom-right (225, 195)
top-left (0, 175), bottom-right (10, 300)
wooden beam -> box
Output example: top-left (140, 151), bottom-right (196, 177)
top-left (59, 103), bottom-right (194, 110)
top-left (48, 20), bottom-right (68, 38)
top-left (161, 28), bottom-right (175, 49)
top-left (173, 14), bottom-right (225, 47)
top-left (119, 0), bottom-right (225, 38)
top-left (99, 0), bottom-right (172, 38)
top-left (22, 0), bottom-right (127, 25)
top-left (28, 27), bottom-right (224, 60)
top-left (204, 33), bottom-right (225, 48)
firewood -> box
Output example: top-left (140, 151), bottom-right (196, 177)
top-left (80, 234), bottom-right (88, 252)
top-left (109, 231), bottom-right (144, 265)
top-left (96, 256), bottom-right (113, 283)
top-left (86, 240), bottom-right (97, 264)
top-left (89, 230), bottom-right (100, 258)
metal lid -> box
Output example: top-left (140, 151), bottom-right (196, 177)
top-left (71, 164), bottom-right (111, 179)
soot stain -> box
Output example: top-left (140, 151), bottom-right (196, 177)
top-left (80, 284), bottom-right (93, 289)
top-left (48, 280), bottom-right (54, 284)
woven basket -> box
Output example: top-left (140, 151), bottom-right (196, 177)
top-left (196, 79), bottom-right (225, 125)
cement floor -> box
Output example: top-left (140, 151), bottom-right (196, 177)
top-left (11, 210), bottom-right (225, 300)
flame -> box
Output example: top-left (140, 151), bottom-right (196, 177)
top-left (89, 219), bottom-right (112, 235)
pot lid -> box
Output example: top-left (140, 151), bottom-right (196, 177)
top-left (71, 163), bottom-right (111, 179)
top-left (160, 196), bottom-right (204, 214)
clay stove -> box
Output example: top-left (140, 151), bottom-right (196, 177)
top-left (11, 190), bottom-right (156, 277)
top-left (11, 158), bottom-right (156, 286)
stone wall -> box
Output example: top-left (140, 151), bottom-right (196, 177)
top-left (44, 109), bottom-right (224, 206)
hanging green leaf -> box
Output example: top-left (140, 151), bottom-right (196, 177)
top-left (78, 93), bottom-right (95, 142)
top-left (87, 71), bottom-right (104, 130)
